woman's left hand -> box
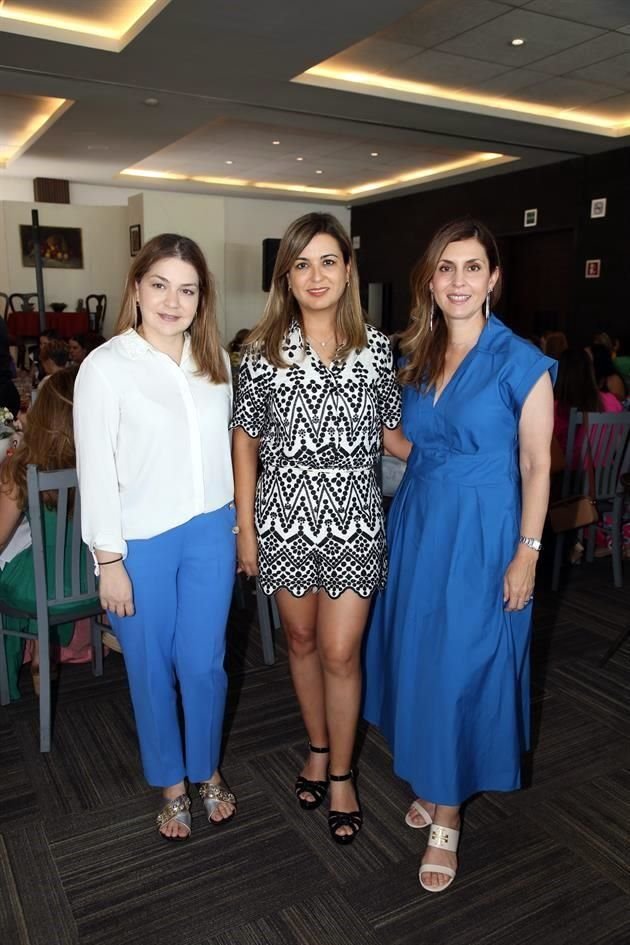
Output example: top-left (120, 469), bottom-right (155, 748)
top-left (503, 548), bottom-right (538, 611)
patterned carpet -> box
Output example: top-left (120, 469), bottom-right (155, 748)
top-left (0, 556), bottom-right (629, 945)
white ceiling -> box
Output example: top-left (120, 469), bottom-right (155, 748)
top-left (0, 0), bottom-right (629, 204)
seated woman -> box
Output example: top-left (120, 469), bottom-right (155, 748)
top-left (554, 346), bottom-right (622, 456)
top-left (553, 346), bottom-right (623, 564)
top-left (0, 367), bottom-right (92, 699)
top-left (590, 343), bottom-right (626, 403)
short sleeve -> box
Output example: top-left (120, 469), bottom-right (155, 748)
top-left (503, 339), bottom-right (557, 414)
top-left (230, 346), bottom-right (274, 438)
top-left (372, 330), bottom-right (402, 429)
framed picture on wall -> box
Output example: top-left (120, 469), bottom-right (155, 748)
top-left (19, 224), bottom-right (83, 268)
top-left (523, 208), bottom-right (538, 228)
top-left (590, 197), bottom-right (607, 219)
top-left (129, 224), bottom-right (142, 256)
top-left (585, 259), bottom-right (601, 279)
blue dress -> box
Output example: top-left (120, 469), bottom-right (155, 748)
top-left (363, 317), bottom-right (556, 806)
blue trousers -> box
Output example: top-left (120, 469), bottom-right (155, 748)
top-left (109, 506), bottom-right (236, 786)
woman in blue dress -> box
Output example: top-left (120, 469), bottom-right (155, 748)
top-left (363, 219), bottom-right (556, 892)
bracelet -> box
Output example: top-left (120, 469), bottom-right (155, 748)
top-left (98, 555), bottom-right (124, 566)
top-left (519, 536), bottom-right (542, 552)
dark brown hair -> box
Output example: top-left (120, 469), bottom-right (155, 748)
top-left (555, 347), bottom-right (602, 413)
top-left (399, 219), bottom-right (501, 388)
top-left (246, 213), bottom-right (366, 368)
top-left (114, 233), bottom-right (228, 383)
top-left (0, 367), bottom-right (77, 510)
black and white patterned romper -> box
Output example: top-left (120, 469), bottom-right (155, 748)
top-left (231, 321), bottom-right (401, 598)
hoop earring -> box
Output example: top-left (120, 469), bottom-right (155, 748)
top-left (429, 293), bottom-right (435, 333)
top-left (485, 291), bottom-right (491, 321)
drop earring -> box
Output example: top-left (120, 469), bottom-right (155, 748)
top-left (429, 292), bottom-right (435, 333)
top-left (134, 300), bottom-right (141, 330)
top-left (485, 291), bottom-right (491, 321)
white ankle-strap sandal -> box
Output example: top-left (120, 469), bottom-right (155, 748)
top-left (405, 799), bottom-right (433, 829)
top-left (419, 823), bottom-right (460, 892)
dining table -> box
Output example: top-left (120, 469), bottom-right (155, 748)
top-left (7, 311), bottom-right (89, 339)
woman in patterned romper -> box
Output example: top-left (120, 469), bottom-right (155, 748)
top-left (232, 213), bottom-right (409, 844)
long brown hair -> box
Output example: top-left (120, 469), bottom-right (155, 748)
top-left (114, 233), bottom-right (228, 384)
top-left (398, 219), bottom-right (502, 388)
top-left (0, 367), bottom-right (77, 510)
top-left (555, 347), bottom-right (601, 413)
top-left (246, 213), bottom-right (366, 368)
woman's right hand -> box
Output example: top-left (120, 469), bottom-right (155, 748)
top-left (237, 524), bottom-right (259, 577)
top-left (98, 562), bottom-right (134, 617)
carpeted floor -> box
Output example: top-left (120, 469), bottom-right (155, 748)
top-left (0, 556), bottom-right (629, 945)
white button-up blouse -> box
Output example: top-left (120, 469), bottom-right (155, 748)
top-left (74, 329), bottom-right (233, 561)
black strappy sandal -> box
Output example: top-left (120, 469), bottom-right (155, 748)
top-left (294, 743), bottom-right (330, 810)
top-left (328, 771), bottom-right (363, 845)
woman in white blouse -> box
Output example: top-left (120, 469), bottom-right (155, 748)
top-left (232, 213), bottom-right (408, 845)
top-left (74, 234), bottom-right (237, 840)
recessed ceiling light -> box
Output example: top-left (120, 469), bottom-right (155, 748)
top-left (296, 156), bottom-right (304, 161)
top-left (370, 151), bottom-right (379, 157)
top-left (272, 139), bottom-right (280, 145)
top-left (316, 169), bottom-right (323, 174)
top-left (225, 160), bottom-right (233, 165)
top-left (143, 97), bottom-right (159, 106)
top-left (510, 38), bottom-right (525, 46)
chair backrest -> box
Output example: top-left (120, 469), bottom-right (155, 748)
top-left (0, 292), bottom-right (8, 320)
top-left (8, 292), bottom-right (37, 314)
top-left (562, 409), bottom-right (630, 502)
top-left (85, 294), bottom-right (107, 332)
top-left (26, 465), bottom-right (98, 614)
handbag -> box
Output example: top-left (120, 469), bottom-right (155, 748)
top-left (548, 414), bottom-right (599, 533)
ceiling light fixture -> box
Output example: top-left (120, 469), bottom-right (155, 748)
top-left (510, 38), bottom-right (525, 46)
top-left (297, 65), bottom-right (624, 135)
top-left (370, 151), bottom-right (379, 157)
top-left (144, 97), bottom-right (159, 106)
top-left (296, 156), bottom-right (304, 161)
top-left (225, 160), bottom-right (233, 164)
top-left (0, 0), bottom-right (172, 52)
top-left (272, 139), bottom-right (280, 145)
top-left (316, 169), bottom-right (323, 174)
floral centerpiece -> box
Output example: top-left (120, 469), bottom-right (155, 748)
top-left (0, 408), bottom-right (21, 462)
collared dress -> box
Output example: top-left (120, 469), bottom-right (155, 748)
top-left (363, 316), bottom-right (557, 805)
top-left (231, 321), bottom-right (401, 598)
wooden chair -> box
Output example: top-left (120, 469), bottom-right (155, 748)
top-left (551, 409), bottom-right (630, 590)
top-left (8, 292), bottom-right (37, 313)
top-left (85, 294), bottom-right (107, 333)
top-left (0, 466), bottom-right (105, 751)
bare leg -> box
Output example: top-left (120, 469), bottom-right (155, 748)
top-left (317, 590), bottom-right (372, 837)
top-left (419, 804), bottom-right (461, 889)
top-left (276, 590), bottom-right (328, 801)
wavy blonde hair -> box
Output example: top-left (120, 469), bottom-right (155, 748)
top-left (114, 233), bottom-right (228, 384)
top-left (399, 219), bottom-right (502, 389)
top-left (246, 213), bottom-right (366, 368)
top-left (0, 367), bottom-right (77, 510)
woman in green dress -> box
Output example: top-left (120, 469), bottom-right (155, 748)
top-left (0, 367), bottom-right (88, 699)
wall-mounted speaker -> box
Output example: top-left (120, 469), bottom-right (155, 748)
top-left (262, 238), bottom-right (281, 292)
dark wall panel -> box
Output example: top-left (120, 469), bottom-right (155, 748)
top-left (352, 148), bottom-right (630, 345)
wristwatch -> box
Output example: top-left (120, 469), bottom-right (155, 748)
top-left (519, 536), bottom-right (542, 552)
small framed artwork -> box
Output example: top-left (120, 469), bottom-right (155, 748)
top-left (523, 208), bottom-right (538, 228)
top-left (585, 259), bottom-right (601, 279)
top-left (129, 224), bottom-right (142, 256)
top-left (590, 197), bottom-right (607, 219)
top-left (20, 224), bottom-right (83, 268)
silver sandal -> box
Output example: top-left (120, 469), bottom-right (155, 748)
top-left (199, 781), bottom-right (236, 826)
top-left (156, 793), bottom-right (191, 841)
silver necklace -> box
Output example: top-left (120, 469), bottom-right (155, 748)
top-left (308, 334), bottom-right (336, 349)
